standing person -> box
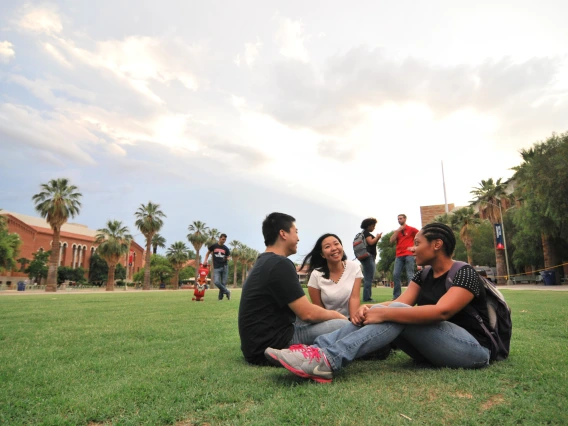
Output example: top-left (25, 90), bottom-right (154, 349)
top-left (204, 233), bottom-right (231, 301)
top-left (389, 214), bottom-right (419, 299)
top-left (360, 218), bottom-right (383, 303)
top-left (302, 233), bottom-right (364, 322)
top-left (266, 223), bottom-right (493, 383)
top-left (238, 213), bottom-right (349, 365)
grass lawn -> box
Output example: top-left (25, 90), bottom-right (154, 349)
top-left (1, 288), bottom-right (567, 425)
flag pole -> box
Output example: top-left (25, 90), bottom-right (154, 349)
top-left (442, 161), bottom-right (448, 213)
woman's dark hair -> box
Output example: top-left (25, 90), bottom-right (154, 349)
top-left (421, 223), bottom-right (456, 257)
top-left (360, 217), bottom-right (377, 230)
top-left (262, 212), bottom-right (295, 246)
top-left (300, 233), bottom-right (347, 279)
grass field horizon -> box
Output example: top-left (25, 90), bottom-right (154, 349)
top-left (1, 288), bottom-right (567, 425)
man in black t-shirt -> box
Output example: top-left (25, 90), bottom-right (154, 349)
top-left (238, 212), bottom-right (350, 365)
top-left (204, 234), bottom-right (231, 300)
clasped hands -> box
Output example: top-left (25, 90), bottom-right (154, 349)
top-left (351, 303), bottom-right (389, 326)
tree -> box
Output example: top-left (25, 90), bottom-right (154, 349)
top-left (32, 178), bottom-right (82, 292)
top-left (149, 254), bottom-right (174, 286)
top-left (135, 202), bottom-right (166, 290)
top-left (57, 266), bottom-right (87, 284)
top-left (376, 231), bottom-right (395, 280)
top-left (187, 221), bottom-right (209, 279)
top-left (0, 209), bottom-right (22, 273)
top-left (95, 220), bottom-right (133, 291)
top-left (229, 240), bottom-right (242, 287)
top-left (16, 257), bottom-right (30, 272)
top-left (166, 241), bottom-right (190, 290)
top-left (151, 233), bottom-right (167, 254)
top-left (450, 207), bottom-right (481, 265)
top-left (470, 178), bottom-right (511, 284)
top-left (25, 250), bottom-right (50, 285)
top-left (89, 253), bottom-right (109, 285)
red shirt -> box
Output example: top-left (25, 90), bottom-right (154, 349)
top-left (395, 226), bottom-right (419, 257)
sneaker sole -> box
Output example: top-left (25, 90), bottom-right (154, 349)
top-left (265, 352), bottom-right (283, 367)
top-left (278, 359), bottom-right (332, 384)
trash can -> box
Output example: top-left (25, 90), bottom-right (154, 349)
top-left (542, 270), bottom-right (556, 286)
top-left (17, 281), bottom-right (26, 291)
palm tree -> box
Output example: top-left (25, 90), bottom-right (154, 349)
top-left (135, 202), bottom-right (166, 290)
top-left (450, 207), bottom-right (481, 265)
top-left (32, 178), bottom-right (82, 292)
top-left (470, 178), bottom-right (511, 284)
top-left (151, 233), bottom-right (167, 254)
top-left (229, 240), bottom-right (242, 287)
top-left (187, 221), bottom-right (209, 279)
top-left (166, 241), bottom-right (190, 290)
top-left (95, 220), bottom-right (132, 291)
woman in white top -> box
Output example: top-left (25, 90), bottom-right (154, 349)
top-left (300, 233), bottom-right (364, 325)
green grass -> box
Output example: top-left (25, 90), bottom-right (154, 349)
top-left (1, 288), bottom-right (567, 425)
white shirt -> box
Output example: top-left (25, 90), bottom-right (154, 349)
top-left (307, 260), bottom-right (363, 317)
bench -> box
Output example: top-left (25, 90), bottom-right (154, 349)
top-left (512, 274), bottom-right (539, 284)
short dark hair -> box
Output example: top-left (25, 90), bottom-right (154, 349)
top-left (398, 214), bottom-right (407, 219)
top-left (262, 212), bottom-right (296, 246)
top-left (220, 233), bottom-right (227, 239)
top-left (421, 223), bottom-right (456, 257)
top-left (360, 217), bottom-right (377, 229)
top-left (300, 233), bottom-right (347, 279)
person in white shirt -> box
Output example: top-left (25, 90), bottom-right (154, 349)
top-left (300, 233), bottom-right (365, 325)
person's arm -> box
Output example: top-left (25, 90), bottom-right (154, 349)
top-left (289, 296), bottom-right (347, 322)
top-left (363, 283), bottom-right (474, 325)
top-left (203, 249), bottom-right (212, 265)
top-left (348, 277), bottom-right (363, 325)
top-left (366, 233), bottom-right (383, 246)
top-left (308, 287), bottom-right (325, 309)
top-left (389, 226), bottom-right (404, 243)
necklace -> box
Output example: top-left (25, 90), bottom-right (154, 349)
top-left (330, 261), bottom-right (346, 284)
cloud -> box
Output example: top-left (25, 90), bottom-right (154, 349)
top-left (17, 4), bottom-right (63, 34)
top-left (274, 17), bottom-right (310, 62)
top-left (0, 41), bottom-right (15, 63)
top-left (244, 39), bottom-right (263, 68)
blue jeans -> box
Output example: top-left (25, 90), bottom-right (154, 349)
top-left (289, 319), bottom-right (350, 345)
top-left (314, 303), bottom-right (490, 370)
top-left (360, 255), bottom-right (376, 301)
top-left (393, 255), bottom-right (416, 299)
top-left (213, 265), bottom-right (230, 300)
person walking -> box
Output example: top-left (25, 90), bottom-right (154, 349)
top-left (204, 233), bottom-right (232, 300)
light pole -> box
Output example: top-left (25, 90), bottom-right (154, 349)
top-left (482, 200), bottom-right (513, 286)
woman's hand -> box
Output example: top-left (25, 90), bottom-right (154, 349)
top-left (362, 306), bottom-right (389, 325)
top-left (351, 304), bottom-right (370, 326)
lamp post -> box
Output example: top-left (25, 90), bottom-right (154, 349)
top-left (482, 200), bottom-right (513, 286)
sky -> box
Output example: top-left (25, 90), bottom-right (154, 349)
top-left (1, 0), bottom-right (567, 262)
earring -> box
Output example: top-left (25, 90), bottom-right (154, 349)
top-left (321, 254), bottom-right (325, 258)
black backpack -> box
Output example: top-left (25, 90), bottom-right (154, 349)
top-left (420, 261), bottom-right (512, 361)
top-left (353, 232), bottom-right (369, 260)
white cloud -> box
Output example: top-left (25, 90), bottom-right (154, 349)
top-left (0, 41), bottom-right (15, 63)
top-left (244, 39), bottom-right (263, 68)
top-left (43, 42), bottom-right (73, 68)
top-left (274, 17), bottom-right (310, 62)
top-left (18, 4), bottom-right (63, 34)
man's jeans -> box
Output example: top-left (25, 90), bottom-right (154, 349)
top-left (360, 255), bottom-right (376, 301)
top-left (314, 303), bottom-right (490, 371)
top-left (393, 255), bottom-right (416, 299)
top-left (289, 319), bottom-right (350, 346)
top-left (213, 265), bottom-right (230, 300)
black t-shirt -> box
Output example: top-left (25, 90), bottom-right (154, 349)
top-left (412, 264), bottom-right (491, 349)
top-left (238, 252), bottom-right (306, 365)
top-left (363, 230), bottom-right (377, 257)
top-left (208, 243), bottom-right (230, 268)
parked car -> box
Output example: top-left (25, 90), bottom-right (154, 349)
top-left (474, 266), bottom-right (496, 283)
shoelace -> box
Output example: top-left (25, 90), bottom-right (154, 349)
top-left (301, 346), bottom-right (323, 361)
top-left (288, 344), bottom-right (309, 352)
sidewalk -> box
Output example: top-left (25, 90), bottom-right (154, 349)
top-left (497, 284), bottom-right (568, 291)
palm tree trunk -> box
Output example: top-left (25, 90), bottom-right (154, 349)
top-left (173, 268), bottom-right (180, 290)
top-left (492, 227), bottom-right (507, 284)
top-left (232, 260), bottom-right (238, 288)
top-left (46, 227), bottom-right (61, 292)
top-left (241, 261), bottom-right (246, 283)
top-left (143, 238), bottom-right (152, 290)
top-left (107, 263), bottom-right (116, 291)
top-left (465, 241), bottom-right (473, 265)
top-left (541, 233), bottom-right (560, 285)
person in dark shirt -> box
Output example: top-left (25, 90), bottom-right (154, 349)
top-left (266, 223), bottom-right (492, 383)
top-left (238, 212), bottom-right (349, 365)
top-left (204, 234), bottom-right (231, 300)
top-left (360, 218), bottom-right (383, 302)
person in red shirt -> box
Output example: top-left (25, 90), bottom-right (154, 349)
top-left (389, 214), bottom-right (419, 299)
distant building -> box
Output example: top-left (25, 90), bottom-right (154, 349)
top-left (0, 211), bottom-right (144, 285)
top-left (419, 203), bottom-right (455, 227)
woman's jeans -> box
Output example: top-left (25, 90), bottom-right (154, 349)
top-left (360, 255), bottom-right (376, 301)
top-left (289, 319), bottom-right (350, 346)
top-left (313, 303), bottom-right (490, 370)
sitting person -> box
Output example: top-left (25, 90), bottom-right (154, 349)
top-left (301, 233), bottom-right (364, 324)
top-left (265, 223), bottom-right (492, 383)
top-left (238, 212), bottom-right (350, 365)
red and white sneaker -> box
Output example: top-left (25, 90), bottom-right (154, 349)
top-left (264, 344), bottom-right (309, 367)
top-left (276, 346), bottom-right (333, 383)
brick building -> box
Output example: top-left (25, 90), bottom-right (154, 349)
top-left (0, 211), bottom-right (144, 285)
top-left (419, 203), bottom-right (456, 227)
